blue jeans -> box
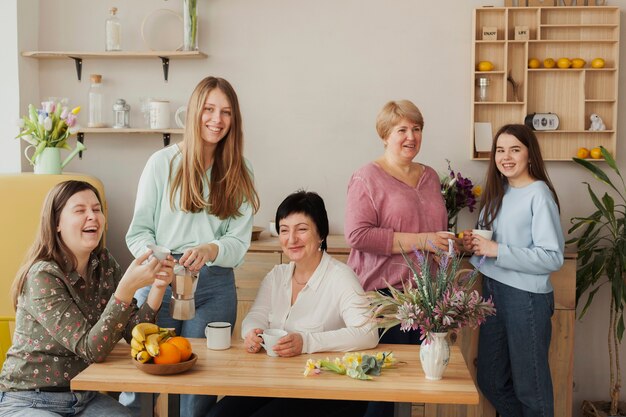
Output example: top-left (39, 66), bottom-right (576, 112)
top-left (477, 276), bottom-right (554, 417)
top-left (120, 263), bottom-right (237, 417)
top-left (0, 391), bottom-right (132, 417)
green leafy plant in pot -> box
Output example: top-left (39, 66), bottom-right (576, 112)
top-left (569, 146), bottom-right (626, 416)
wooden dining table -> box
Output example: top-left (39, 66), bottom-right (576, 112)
top-left (71, 338), bottom-right (478, 417)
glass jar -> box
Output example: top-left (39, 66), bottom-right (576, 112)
top-left (105, 7), bottom-right (122, 51)
top-left (113, 98), bottom-right (130, 128)
top-left (88, 74), bottom-right (106, 128)
top-left (476, 77), bottom-right (490, 102)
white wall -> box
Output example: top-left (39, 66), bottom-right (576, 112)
top-left (9, 0), bottom-right (626, 413)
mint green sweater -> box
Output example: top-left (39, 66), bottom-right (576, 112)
top-left (126, 145), bottom-right (253, 268)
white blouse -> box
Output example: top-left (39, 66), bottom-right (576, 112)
top-left (241, 252), bottom-right (379, 353)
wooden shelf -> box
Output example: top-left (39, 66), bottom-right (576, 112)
top-left (21, 50), bottom-right (207, 81)
top-left (76, 127), bottom-right (184, 148)
top-left (472, 6), bottom-right (620, 161)
top-left (21, 51), bottom-right (207, 59)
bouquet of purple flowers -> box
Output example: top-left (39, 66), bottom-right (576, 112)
top-left (440, 160), bottom-right (481, 232)
top-left (367, 246), bottom-right (496, 344)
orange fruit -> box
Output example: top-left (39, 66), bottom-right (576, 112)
top-left (166, 336), bottom-right (193, 361)
top-left (591, 58), bottom-right (605, 69)
top-left (153, 342), bottom-right (182, 364)
top-left (557, 58), bottom-right (572, 69)
top-left (528, 58), bottom-right (540, 69)
top-left (477, 61), bottom-right (494, 71)
top-left (576, 147), bottom-right (590, 159)
top-left (543, 58), bottom-right (556, 68)
top-left (590, 147), bottom-right (603, 159)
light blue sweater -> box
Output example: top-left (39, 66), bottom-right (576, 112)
top-left (470, 181), bottom-right (564, 294)
top-left (126, 145), bottom-right (254, 268)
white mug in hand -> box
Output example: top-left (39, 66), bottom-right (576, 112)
top-left (146, 244), bottom-right (171, 261)
top-left (472, 229), bottom-right (494, 240)
top-left (205, 322), bottom-right (232, 350)
top-left (259, 328), bottom-right (287, 357)
top-left (438, 231), bottom-right (455, 255)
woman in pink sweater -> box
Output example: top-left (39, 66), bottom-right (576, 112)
top-left (344, 99), bottom-right (450, 416)
top-left (345, 100), bottom-right (449, 338)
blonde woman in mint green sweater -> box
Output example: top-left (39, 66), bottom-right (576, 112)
top-left (124, 77), bottom-right (259, 417)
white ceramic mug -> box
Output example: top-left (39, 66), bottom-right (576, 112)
top-left (259, 328), bottom-right (287, 357)
top-left (205, 322), bottom-right (232, 350)
top-left (175, 106), bottom-right (187, 128)
top-left (149, 100), bottom-right (170, 129)
top-left (437, 231), bottom-right (455, 255)
top-left (472, 229), bottom-right (494, 240)
top-left (269, 221), bottom-right (278, 237)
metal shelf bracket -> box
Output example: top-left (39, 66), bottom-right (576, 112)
top-left (159, 57), bottom-right (170, 82)
top-left (163, 133), bottom-right (170, 147)
top-left (77, 132), bottom-right (85, 159)
top-left (70, 56), bottom-right (83, 81)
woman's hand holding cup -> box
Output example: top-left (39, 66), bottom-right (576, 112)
top-left (271, 332), bottom-right (303, 358)
top-left (244, 328), bottom-right (263, 354)
top-left (470, 229), bottom-right (498, 257)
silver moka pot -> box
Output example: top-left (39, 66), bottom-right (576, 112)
top-left (170, 264), bottom-right (199, 320)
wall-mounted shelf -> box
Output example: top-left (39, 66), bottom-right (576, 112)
top-left (21, 50), bottom-right (207, 81)
top-left (77, 127), bottom-right (184, 149)
top-left (471, 6), bottom-right (620, 161)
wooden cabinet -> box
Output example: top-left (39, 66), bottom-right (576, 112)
top-left (472, 6), bottom-right (620, 161)
top-left (234, 234), bottom-right (575, 417)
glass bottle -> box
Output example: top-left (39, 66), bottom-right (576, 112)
top-left (105, 7), bottom-right (122, 51)
top-left (183, 0), bottom-right (198, 51)
top-left (88, 74), bottom-right (106, 128)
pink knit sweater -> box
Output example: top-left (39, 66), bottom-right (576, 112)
top-left (344, 162), bottom-right (447, 291)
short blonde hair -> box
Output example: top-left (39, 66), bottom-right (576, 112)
top-left (375, 100), bottom-right (424, 139)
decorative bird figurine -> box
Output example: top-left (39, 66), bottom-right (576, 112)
top-left (589, 113), bottom-right (606, 131)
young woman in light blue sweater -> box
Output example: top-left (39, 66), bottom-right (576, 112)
top-left (462, 124), bottom-right (564, 417)
top-left (123, 77), bottom-right (259, 417)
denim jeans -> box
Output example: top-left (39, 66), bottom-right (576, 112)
top-left (119, 262), bottom-right (237, 417)
top-left (477, 276), bottom-right (554, 417)
top-left (0, 391), bottom-right (132, 417)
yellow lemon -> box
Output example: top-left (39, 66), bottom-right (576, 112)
top-left (458, 232), bottom-right (464, 239)
top-left (591, 58), bottom-right (606, 69)
top-left (543, 58), bottom-right (556, 69)
top-left (528, 58), bottom-right (541, 69)
top-left (590, 147), bottom-right (603, 159)
top-left (557, 58), bottom-right (572, 69)
top-left (576, 147), bottom-right (590, 159)
top-left (571, 58), bottom-right (586, 68)
top-left (477, 61), bottom-right (494, 72)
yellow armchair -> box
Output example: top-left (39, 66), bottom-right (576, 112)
top-left (0, 316), bottom-right (14, 368)
top-left (0, 173), bottom-right (106, 316)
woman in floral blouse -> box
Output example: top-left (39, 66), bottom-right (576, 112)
top-left (0, 180), bottom-right (173, 417)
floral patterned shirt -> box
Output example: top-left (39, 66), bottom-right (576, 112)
top-left (0, 249), bottom-right (157, 391)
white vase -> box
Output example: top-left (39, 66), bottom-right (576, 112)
top-left (419, 332), bottom-right (450, 380)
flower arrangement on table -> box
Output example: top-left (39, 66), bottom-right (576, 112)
top-left (440, 160), bottom-right (482, 233)
top-left (367, 247), bottom-right (496, 344)
top-left (303, 351), bottom-right (397, 380)
top-left (16, 101), bottom-right (83, 166)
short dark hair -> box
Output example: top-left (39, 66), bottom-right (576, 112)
top-left (275, 190), bottom-right (329, 251)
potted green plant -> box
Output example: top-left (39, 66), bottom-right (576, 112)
top-left (569, 146), bottom-right (626, 416)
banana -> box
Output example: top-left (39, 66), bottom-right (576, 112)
top-left (131, 323), bottom-right (160, 343)
top-left (136, 350), bottom-right (151, 363)
top-left (145, 333), bottom-right (161, 357)
top-left (130, 338), bottom-right (145, 352)
top-left (131, 348), bottom-right (140, 358)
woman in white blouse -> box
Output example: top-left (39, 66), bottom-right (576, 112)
top-left (207, 190), bottom-right (377, 417)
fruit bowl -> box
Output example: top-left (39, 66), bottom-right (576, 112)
top-left (133, 353), bottom-right (197, 375)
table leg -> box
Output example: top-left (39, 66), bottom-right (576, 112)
top-left (139, 393), bottom-right (154, 417)
top-left (394, 402), bottom-right (412, 417)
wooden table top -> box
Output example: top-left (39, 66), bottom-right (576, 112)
top-left (71, 338), bottom-right (478, 405)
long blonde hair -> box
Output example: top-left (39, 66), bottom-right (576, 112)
top-left (11, 181), bottom-right (105, 310)
top-left (169, 76), bottom-right (259, 218)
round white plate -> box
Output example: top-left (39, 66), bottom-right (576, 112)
top-left (141, 8), bottom-right (183, 51)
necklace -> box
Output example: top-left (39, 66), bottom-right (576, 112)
top-left (292, 275), bottom-right (308, 286)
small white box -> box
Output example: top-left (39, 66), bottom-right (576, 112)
top-left (482, 27), bottom-right (498, 41)
top-left (515, 26), bottom-right (529, 40)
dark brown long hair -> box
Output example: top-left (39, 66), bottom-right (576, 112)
top-left (479, 124), bottom-right (560, 229)
top-left (169, 76), bottom-right (260, 219)
top-left (11, 181), bottom-right (105, 310)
